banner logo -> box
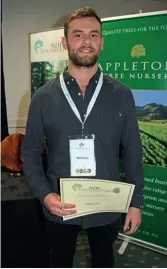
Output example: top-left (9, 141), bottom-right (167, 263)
top-left (33, 40), bottom-right (66, 55)
top-left (34, 40), bottom-right (44, 54)
top-left (131, 45), bottom-right (146, 58)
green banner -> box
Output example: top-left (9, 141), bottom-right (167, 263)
top-left (100, 14), bottom-right (167, 90)
top-left (101, 13), bottom-right (167, 251)
top-left (120, 164), bottom-right (167, 249)
top-left (138, 166), bottom-right (167, 248)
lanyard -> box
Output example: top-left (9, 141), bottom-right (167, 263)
top-left (60, 72), bottom-right (103, 134)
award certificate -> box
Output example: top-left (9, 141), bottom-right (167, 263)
top-left (60, 178), bottom-right (135, 220)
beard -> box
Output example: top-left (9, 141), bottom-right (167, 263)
top-left (67, 45), bottom-right (100, 68)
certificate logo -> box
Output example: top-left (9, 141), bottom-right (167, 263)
top-left (72, 183), bottom-right (82, 191)
top-left (71, 183), bottom-right (120, 194)
top-left (113, 188), bottom-right (120, 193)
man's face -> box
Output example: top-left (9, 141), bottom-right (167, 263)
top-left (62, 17), bottom-right (103, 67)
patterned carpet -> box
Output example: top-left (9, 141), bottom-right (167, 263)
top-left (74, 233), bottom-right (167, 268)
top-left (2, 172), bottom-right (167, 268)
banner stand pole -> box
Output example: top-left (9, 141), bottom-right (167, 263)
top-left (118, 233), bottom-right (167, 255)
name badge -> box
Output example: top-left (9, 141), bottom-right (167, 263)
top-left (69, 134), bottom-right (96, 177)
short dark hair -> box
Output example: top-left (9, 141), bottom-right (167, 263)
top-left (64, 7), bottom-right (102, 38)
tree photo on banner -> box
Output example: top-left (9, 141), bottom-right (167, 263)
top-left (30, 28), bottom-right (67, 95)
top-left (100, 12), bottom-right (167, 252)
top-left (30, 11), bottom-right (167, 254)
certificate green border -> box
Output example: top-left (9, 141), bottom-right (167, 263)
top-left (60, 179), bottom-right (134, 217)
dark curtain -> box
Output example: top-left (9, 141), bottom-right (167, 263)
top-left (1, 2), bottom-right (9, 141)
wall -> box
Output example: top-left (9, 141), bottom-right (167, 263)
top-left (2, 0), bottom-right (167, 133)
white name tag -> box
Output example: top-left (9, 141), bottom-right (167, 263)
top-left (69, 135), bottom-right (96, 177)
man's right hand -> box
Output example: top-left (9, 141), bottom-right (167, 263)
top-left (44, 193), bottom-right (76, 217)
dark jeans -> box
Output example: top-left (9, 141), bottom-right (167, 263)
top-left (44, 217), bottom-right (121, 268)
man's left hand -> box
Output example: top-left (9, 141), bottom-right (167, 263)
top-left (123, 207), bottom-right (142, 235)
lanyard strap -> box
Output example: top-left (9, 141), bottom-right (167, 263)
top-left (60, 72), bottom-right (103, 132)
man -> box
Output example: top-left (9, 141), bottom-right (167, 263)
top-left (22, 7), bottom-right (144, 268)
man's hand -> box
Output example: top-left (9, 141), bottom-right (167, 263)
top-left (44, 193), bottom-right (76, 217)
top-left (123, 207), bottom-right (142, 235)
